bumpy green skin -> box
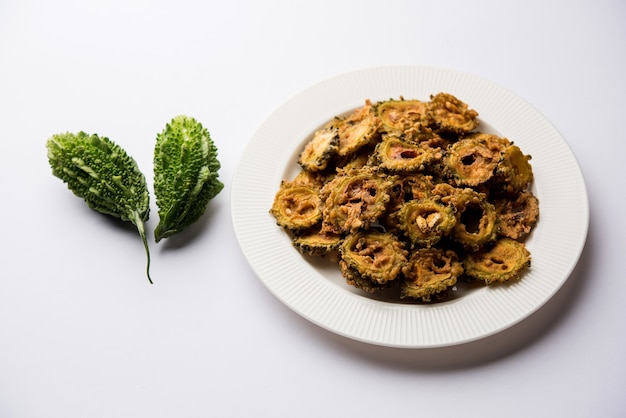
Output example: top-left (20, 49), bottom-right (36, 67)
top-left (153, 115), bottom-right (223, 242)
top-left (46, 132), bottom-right (152, 283)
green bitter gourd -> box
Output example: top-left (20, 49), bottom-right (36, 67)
top-left (153, 115), bottom-right (223, 242)
top-left (46, 132), bottom-right (153, 283)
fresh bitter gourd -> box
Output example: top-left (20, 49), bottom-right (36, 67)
top-left (46, 132), bottom-right (153, 283)
top-left (153, 115), bottom-right (223, 242)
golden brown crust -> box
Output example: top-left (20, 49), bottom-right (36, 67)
top-left (495, 191), bottom-right (540, 239)
top-left (292, 230), bottom-right (342, 256)
top-left (426, 92), bottom-right (479, 134)
top-left (298, 119), bottom-right (340, 172)
top-left (463, 238), bottom-right (531, 284)
top-left (493, 144), bottom-right (534, 195)
top-left (451, 188), bottom-right (499, 250)
top-left (401, 248), bottom-right (464, 301)
top-left (340, 231), bottom-right (408, 284)
top-left (339, 260), bottom-right (391, 293)
top-left (395, 198), bottom-right (457, 247)
top-left (443, 134), bottom-right (508, 187)
top-left (337, 100), bottom-right (382, 157)
top-left (270, 181), bottom-right (323, 232)
top-left (373, 135), bottom-right (441, 173)
top-left (376, 99), bottom-right (427, 133)
top-left (320, 167), bottom-right (392, 234)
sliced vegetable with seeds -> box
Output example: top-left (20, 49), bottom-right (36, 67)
top-left (46, 132), bottom-right (153, 283)
top-left (153, 115), bottom-right (223, 242)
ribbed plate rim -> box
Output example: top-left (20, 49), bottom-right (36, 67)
top-left (231, 65), bottom-right (589, 348)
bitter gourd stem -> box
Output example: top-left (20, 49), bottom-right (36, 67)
top-left (132, 211), bottom-right (152, 284)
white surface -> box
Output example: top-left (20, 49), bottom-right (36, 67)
top-left (0, 0), bottom-right (623, 417)
top-left (232, 65), bottom-right (589, 348)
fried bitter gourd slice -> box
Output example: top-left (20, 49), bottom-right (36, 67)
top-left (320, 167), bottom-right (392, 234)
top-left (153, 115), bottom-right (223, 242)
top-left (395, 198), bottom-right (456, 247)
top-left (463, 238), bottom-right (531, 284)
top-left (298, 119), bottom-right (340, 172)
top-left (401, 248), bottom-right (464, 301)
top-left (401, 174), bottom-right (435, 201)
top-left (270, 180), bottom-right (323, 232)
top-left (426, 92), bottom-right (479, 134)
top-left (373, 134), bottom-right (439, 173)
top-left (292, 230), bottom-right (342, 256)
top-left (403, 125), bottom-right (450, 150)
top-left (376, 98), bottom-right (427, 132)
top-left (451, 188), bottom-right (498, 250)
top-left (336, 99), bottom-right (382, 157)
top-left (386, 174), bottom-right (434, 215)
top-left (339, 260), bottom-right (390, 293)
top-left (493, 143), bottom-right (534, 195)
top-left (494, 191), bottom-right (540, 240)
top-left (340, 231), bottom-right (408, 285)
top-left (443, 134), bottom-right (508, 187)
top-left (46, 131), bottom-right (152, 282)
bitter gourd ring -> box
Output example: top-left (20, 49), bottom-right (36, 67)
top-left (400, 248), bottom-right (464, 301)
top-left (340, 231), bottom-right (408, 284)
top-left (463, 238), bottom-right (531, 284)
top-left (270, 181), bottom-right (323, 232)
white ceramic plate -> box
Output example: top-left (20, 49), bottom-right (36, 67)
top-left (231, 65), bottom-right (589, 348)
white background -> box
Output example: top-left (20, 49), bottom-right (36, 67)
top-left (1, 1), bottom-right (624, 417)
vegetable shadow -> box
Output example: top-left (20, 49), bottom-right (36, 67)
top-left (92, 207), bottom-right (143, 236)
top-left (285, 224), bottom-right (593, 371)
top-left (154, 200), bottom-right (223, 250)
